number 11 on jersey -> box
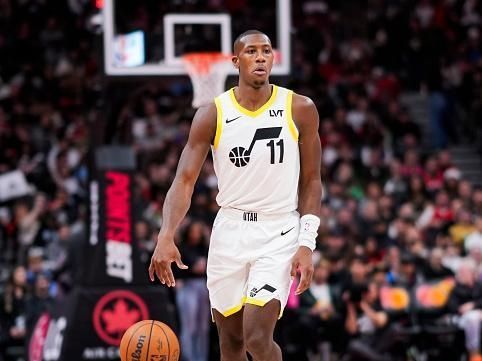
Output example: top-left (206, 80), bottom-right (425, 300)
top-left (267, 139), bottom-right (284, 164)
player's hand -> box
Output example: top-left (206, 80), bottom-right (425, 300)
top-left (290, 246), bottom-right (314, 295)
top-left (149, 238), bottom-right (188, 287)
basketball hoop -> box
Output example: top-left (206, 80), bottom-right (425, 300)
top-left (182, 52), bottom-right (233, 108)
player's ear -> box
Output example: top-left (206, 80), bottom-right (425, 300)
top-left (232, 56), bottom-right (239, 70)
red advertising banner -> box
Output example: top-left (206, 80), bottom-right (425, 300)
top-left (28, 287), bottom-right (177, 361)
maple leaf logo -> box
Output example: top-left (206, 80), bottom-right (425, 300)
top-left (101, 298), bottom-right (141, 334)
top-left (93, 290), bottom-right (149, 346)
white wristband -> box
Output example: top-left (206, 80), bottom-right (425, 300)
top-left (298, 214), bottom-right (320, 251)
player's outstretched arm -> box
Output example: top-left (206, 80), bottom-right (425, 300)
top-left (149, 103), bottom-right (217, 287)
top-left (290, 94), bottom-right (322, 295)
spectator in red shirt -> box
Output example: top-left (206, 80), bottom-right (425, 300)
top-left (423, 156), bottom-right (444, 194)
top-left (432, 190), bottom-right (455, 224)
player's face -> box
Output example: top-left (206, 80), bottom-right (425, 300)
top-left (233, 34), bottom-right (274, 88)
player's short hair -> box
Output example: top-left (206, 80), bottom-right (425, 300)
top-left (233, 30), bottom-right (270, 52)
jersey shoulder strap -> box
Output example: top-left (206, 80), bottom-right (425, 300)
top-left (213, 90), bottom-right (232, 149)
top-left (277, 86), bottom-right (298, 141)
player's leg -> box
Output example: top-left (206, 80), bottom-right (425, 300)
top-left (241, 211), bottom-right (300, 361)
top-left (243, 300), bottom-right (282, 361)
top-left (207, 210), bottom-right (251, 361)
top-left (213, 308), bottom-right (248, 361)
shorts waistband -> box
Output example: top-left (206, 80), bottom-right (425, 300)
top-left (219, 208), bottom-right (293, 222)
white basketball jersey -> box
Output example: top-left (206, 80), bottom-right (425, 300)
top-left (212, 85), bottom-right (300, 213)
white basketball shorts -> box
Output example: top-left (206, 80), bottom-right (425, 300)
top-left (207, 207), bottom-right (300, 318)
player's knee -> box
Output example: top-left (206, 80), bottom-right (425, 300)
top-left (244, 327), bottom-right (272, 359)
top-left (219, 330), bottom-right (245, 355)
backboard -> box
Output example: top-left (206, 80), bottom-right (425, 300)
top-left (102, 0), bottom-right (291, 76)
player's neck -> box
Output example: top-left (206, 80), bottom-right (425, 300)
top-left (235, 82), bottom-right (273, 112)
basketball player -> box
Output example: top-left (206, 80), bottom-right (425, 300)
top-left (149, 30), bottom-right (322, 361)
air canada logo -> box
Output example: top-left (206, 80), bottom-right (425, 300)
top-left (229, 127), bottom-right (283, 167)
top-left (93, 290), bottom-right (149, 346)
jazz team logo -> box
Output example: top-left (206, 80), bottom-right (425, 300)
top-left (93, 290), bottom-right (149, 346)
top-left (229, 127), bottom-right (284, 167)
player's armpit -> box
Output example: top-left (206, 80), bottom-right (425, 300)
top-left (291, 94), bottom-right (322, 217)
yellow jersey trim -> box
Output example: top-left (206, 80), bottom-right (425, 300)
top-left (221, 297), bottom-right (247, 317)
top-left (219, 297), bottom-right (283, 319)
top-left (229, 85), bottom-right (278, 118)
top-left (213, 97), bottom-right (223, 149)
top-left (286, 90), bottom-right (299, 141)
top-left (245, 297), bottom-right (269, 307)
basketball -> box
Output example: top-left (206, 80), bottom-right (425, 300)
top-left (229, 146), bottom-right (250, 167)
top-left (119, 320), bottom-right (180, 361)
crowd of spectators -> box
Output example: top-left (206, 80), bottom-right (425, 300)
top-left (0, 0), bottom-right (481, 361)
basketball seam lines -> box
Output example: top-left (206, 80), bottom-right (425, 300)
top-left (156, 323), bottom-right (171, 360)
top-left (144, 320), bottom-right (154, 361)
top-left (125, 320), bottom-right (151, 361)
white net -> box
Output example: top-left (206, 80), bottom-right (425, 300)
top-left (182, 52), bottom-right (232, 108)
